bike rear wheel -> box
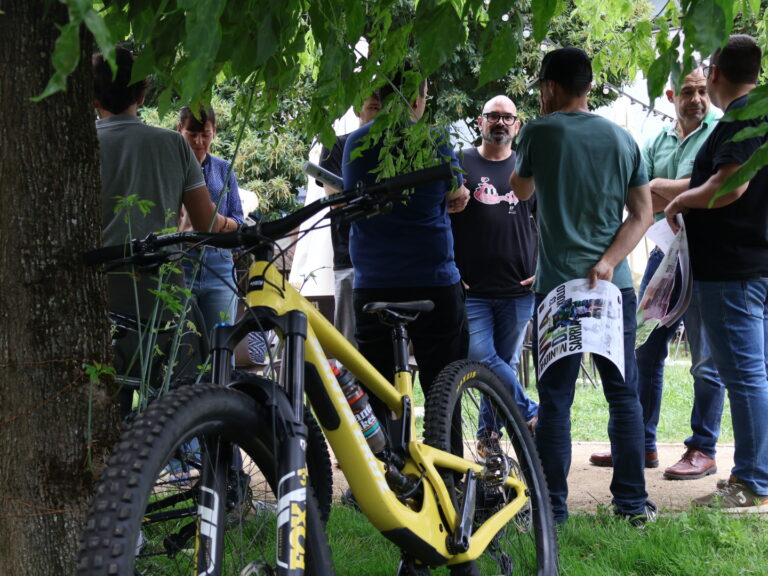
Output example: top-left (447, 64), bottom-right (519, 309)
top-left (424, 360), bottom-right (559, 575)
top-left (77, 381), bottom-right (333, 575)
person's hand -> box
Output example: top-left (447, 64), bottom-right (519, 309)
top-left (447, 185), bottom-right (470, 213)
top-left (520, 275), bottom-right (535, 287)
top-left (178, 206), bottom-right (193, 232)
top-left (587, 260), bottom-right (613, 289)
top-left (664, 196), bottom-right (686, 233)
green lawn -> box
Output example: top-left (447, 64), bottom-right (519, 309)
top-left (327, 503), bottom-right (768, 575)
top-left (327, 351), bottom-right (759, 576)
top-left (519, 351), bottom-right (734, 444)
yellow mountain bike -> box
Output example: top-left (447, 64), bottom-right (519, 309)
top-left (77, 164), bottom-right (558, 575)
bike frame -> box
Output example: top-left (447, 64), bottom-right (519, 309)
top-left (207, 257), bottom-right (530, 572)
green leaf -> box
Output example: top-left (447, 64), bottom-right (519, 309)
top-left (33, 21), bottom-right (80, 100)
top-left (346, 1), bottom-right (365, 41)
top-left (84, 10), bottom-right (114, 59)
top-left (713, 141), bottom-right (768, 204)
top-left (180, 0), bottom-right (226, 102)
top-left (414, 1), bottom-right (466, 74)
top-left (477, 23), bottom-right (518, 88)
top-left (532, 0), bottom-right (559, 43)
top-left (682, 0), bottom-right (731, 58)
top-left (728, 123), bottom-right (768, 143)
top-left (646, 48), bottom-right (676, 101)
top-left (723, 86), bottom-right (768, 121)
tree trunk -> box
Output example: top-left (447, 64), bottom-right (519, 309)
top-left (0, 2), bottom-right (119, 573)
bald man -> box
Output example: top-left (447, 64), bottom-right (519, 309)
top-left (451, 95), bottom-right (539, 456)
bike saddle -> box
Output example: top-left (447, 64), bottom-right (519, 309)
top-left (363, 300), bottom-right (435, 325)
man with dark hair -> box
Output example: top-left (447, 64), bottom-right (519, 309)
top-left (590, 69), bottom-right (726, 481)
top-left (665, 34), bottom-right (768, 513)
top-left (94, 48), bottom-right (237, 296)
top-left (451, 95), bottom-right (538, 451)
top-left (341, 68), bottom-right (469, 412)
top-left (510, 47), bottom-right (655, 524)
top-left (94, 47), bottom-right (236, 409)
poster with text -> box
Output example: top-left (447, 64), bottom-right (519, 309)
top-left (537, 279), bottom-right (624, 379)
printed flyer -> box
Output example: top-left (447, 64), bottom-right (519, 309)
top-left (537, 279), bottom-right (624, 378)
top-left (635, 216), bottom-right (691, 347)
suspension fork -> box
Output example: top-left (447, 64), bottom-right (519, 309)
top-left (208, 309), bottom-right (311, 575)
top-left (274, 310), bottom-right (310, 575)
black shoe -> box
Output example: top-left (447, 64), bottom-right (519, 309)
top-left (615, 501), bottom-right (658, 527)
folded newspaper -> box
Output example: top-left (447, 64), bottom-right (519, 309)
top-left (635, 216), bottom-right (691, 348)
top-left (537, 279), bottom-right (624, 379)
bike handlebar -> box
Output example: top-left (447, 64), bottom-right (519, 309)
top-left (85, 163), bottom-right (454, 267)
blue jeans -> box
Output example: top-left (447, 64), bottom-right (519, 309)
top-left (182, 247), bottom-right (237, 338)
top-left (636, 248), bottom-right (724, 456)
top-left (466, 295), bottom-right (538, 430)
top-left (534, 288), bottom-right (648, 523)
top-left (681, 297), bottom-right (725, 457)
top-left (693, 279), bottom-right (768, 496)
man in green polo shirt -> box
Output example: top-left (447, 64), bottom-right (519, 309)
top-left (590, 69), bottom-right (726, 482)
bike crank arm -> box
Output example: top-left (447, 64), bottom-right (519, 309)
top-left (448, 468), bottom-right (477, 554)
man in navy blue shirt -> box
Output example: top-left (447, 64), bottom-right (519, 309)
top-left (342, 71), bottom-right (469, 407)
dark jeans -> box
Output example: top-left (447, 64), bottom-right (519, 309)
top-left (353, 282), bottom-right (469, 418)
top-left (534, 288), bottom-right (648, 523)
top-left (636, 247), bottom-right (725, 456)
top-left (636, 247), bottom-right (683, 451)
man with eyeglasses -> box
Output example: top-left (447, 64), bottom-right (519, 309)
top-left (510, 47), bottom-right (655, 525)
top-left (451, 96), bottom-right (539, 459)
top-left (589, 68), bottom-right (726, 483)
top-left (665, 34), bottom-right (768, 513)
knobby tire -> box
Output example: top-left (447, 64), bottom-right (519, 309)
top-left (77, 380), bottom-right (333, 575)
top-left (424, 360), bottom-right (559, 575)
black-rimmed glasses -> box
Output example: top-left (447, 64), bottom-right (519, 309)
top-left (482, 112), bottom-right (518, 125)
top-left (703, 64), bottom-right (716, 78)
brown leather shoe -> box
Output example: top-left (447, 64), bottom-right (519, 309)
top-left (589, 451), bottom-right (659, 468)
top-left (663, 447), bottom-right (717, 480)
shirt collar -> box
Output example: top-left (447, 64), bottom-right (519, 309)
top-left (95, 114), bottom-right (142, 128)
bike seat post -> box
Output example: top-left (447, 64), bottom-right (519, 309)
top-left (391, 322), bottom-right (412, 375)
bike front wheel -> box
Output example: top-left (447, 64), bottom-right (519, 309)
top-left (77, 381), bottom-right (333, 576)
top-left (424, 360), bottom-right (559, 575)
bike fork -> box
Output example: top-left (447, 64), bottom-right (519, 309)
top-left (275, 310), bottom-right (310, 576)
top-left (203, 310), bottom-right (311, 575)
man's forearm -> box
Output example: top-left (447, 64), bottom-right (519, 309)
top-left (509, 171), bottom-right (534, 200)
top-left (649, 177), bottom-right (690, 202)
top-left (600, 212), bottom-right (652, 269)
top-left (600, 184), bottom-right (653, 268)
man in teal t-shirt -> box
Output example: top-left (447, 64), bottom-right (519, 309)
top-left (510, 47), bottom-right (654, 524)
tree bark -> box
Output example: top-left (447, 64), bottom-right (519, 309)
top-left (0, 2), bottom-right (119, 573)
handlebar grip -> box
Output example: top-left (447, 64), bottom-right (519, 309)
top-left (366, 163), bottom-right (454, 196)
top-left (83, 244), bottom-right (133, 266)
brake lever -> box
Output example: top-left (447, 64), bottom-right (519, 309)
top-left (330, 191), bottom-right (408, 225)
top-left (101, 251), bottom-right (175, 273)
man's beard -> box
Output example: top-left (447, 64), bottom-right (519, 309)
top-left (483, 130), bottom-right (512, 145)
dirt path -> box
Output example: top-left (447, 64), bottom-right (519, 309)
top-left (331, 442), bottom-right (736, 513)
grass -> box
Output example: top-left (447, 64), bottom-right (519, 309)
top-left (519, 350), bottom-right (734, 444)
top-left (326, 503), bottom-right (768, 575)
top-left (322, 349), bottom-right (760, 575)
